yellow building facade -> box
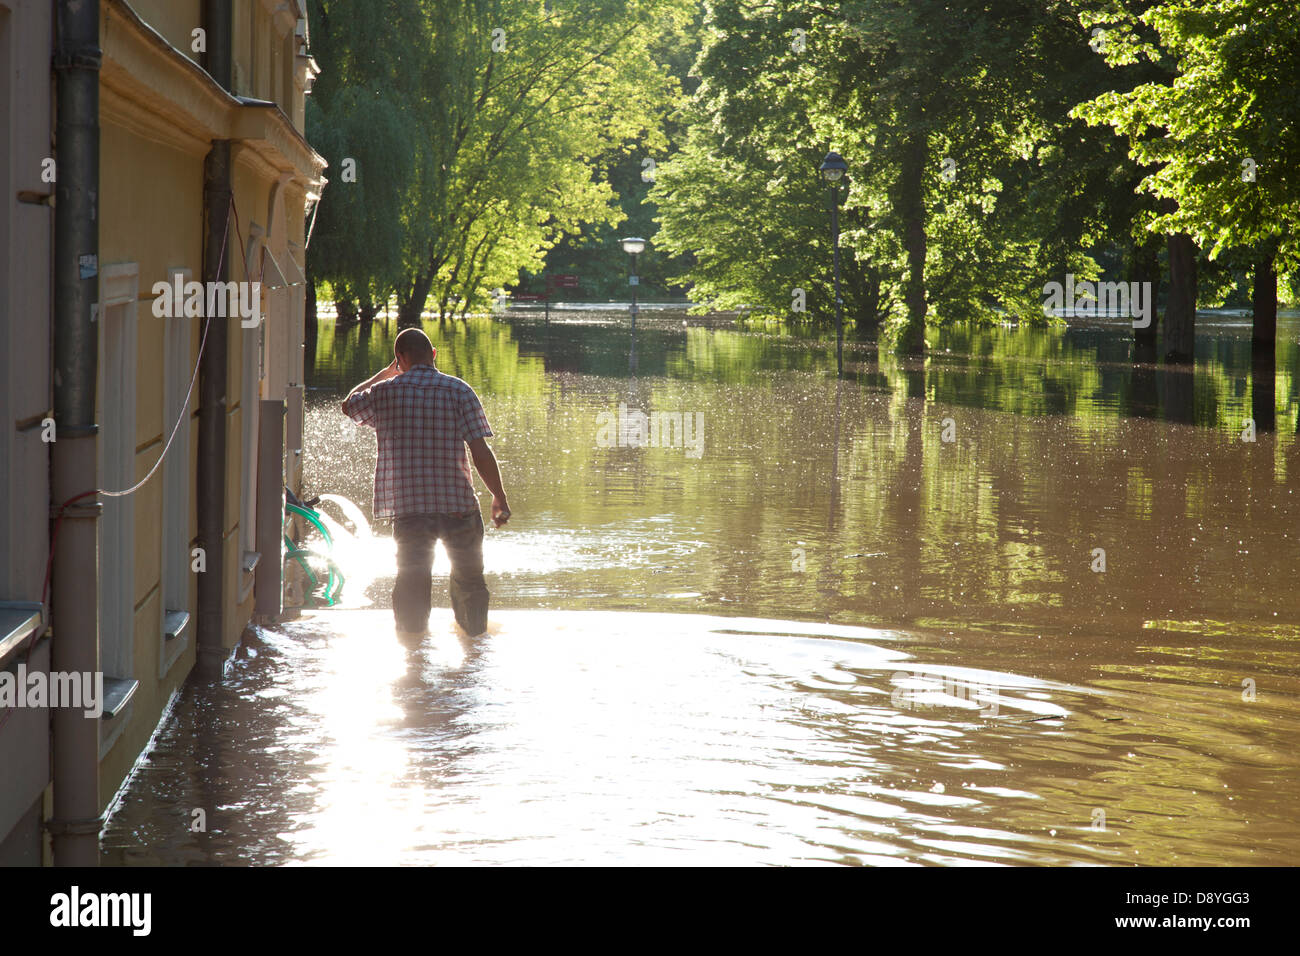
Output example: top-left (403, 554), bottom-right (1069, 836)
top-left (0, 0), bottom-right (324, 864)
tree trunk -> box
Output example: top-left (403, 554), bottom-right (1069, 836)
top-left (1129, 232), bottom-right (1160, 418)
top-left (1251, 251), bottom-right (1277, 355)
top-left (335, 295), bottom-right (357, 324)
top-left (398, 267), bottom-right (434, 328)
top-left (896, 134), bottom-right (927, 355)
top-left (358, 290), bottom-right (379, 324)
top-left (1129, 239), bottom-right (1160, 364)
top-left (853, 266), bottom-right (882, 339)
top-left (1251, 251), bottom-right (1278, 432)
top-left (1163, 232), bottom-right (1197, 364)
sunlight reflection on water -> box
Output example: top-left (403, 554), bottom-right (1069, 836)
top-left (105, 609), bottom-right (1111, 866)
top-left (99, 311), bottom-right (1300, 866)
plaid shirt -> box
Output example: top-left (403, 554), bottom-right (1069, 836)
top-left (342, 365), bottom-right (493, 518)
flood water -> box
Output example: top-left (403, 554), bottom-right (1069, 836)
top-left (101, 308), bottom-right (1300, 865)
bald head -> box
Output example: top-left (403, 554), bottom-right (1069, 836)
top-left (394, 328), bottom-right (435, 368)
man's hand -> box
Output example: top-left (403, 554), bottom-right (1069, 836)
top-left (342, 358), bottom-right (402, 414)
top-left (468, 437), bottom-right (511, 529)
top-left (491, 495), bottom-right (511, 528)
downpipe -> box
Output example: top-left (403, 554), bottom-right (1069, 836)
top-left (49, 0), bottom-right (103, 866)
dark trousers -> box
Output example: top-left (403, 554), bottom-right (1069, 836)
top-left (392, 511), bottom-right (489, 635)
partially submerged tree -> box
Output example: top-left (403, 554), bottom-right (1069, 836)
top-left (307, 0), bottom-right (689, 324)
top-left (306, 0), bottom-right (427, 321)
top-left (656, 0), bottom-right (1160, 353)
top-left (395, 0), bottom-right (691, 323)
top-left (1075, 0), bottom-right (1300, 363)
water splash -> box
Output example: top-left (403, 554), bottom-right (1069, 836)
top-left (297, 493), bottom-right (389, 608)
top-left (318, 493), bottom-right (373, 540)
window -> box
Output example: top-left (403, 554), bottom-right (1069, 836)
top-left (99, 264), bottom-right (139, 684)
top-left (160, 270), bottom-right (193, 676)
top-left (239, 227), bottom-right (267, 600)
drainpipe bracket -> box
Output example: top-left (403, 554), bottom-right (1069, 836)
top-left (51, 49), bottom-right (104, 72)
top-left (43, 815), bottom-right (106, 836)
top-left (56, 423), bottom-right (100, 438)
top-left (52, 500), bottom-right (103, 519)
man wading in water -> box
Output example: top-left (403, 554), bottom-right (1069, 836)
top-left (342, 328), bottom-right (510, 639)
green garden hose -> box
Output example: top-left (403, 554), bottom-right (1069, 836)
top-left (285, 502), bottom-right (343, 605)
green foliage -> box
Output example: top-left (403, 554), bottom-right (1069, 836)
top-left (306, 0), bottom-right (428, 312)
top-left (1074, 0), bottom-right (1300, 271)
top-left (306, 0), bottom-right (693, 320)
top-left (401, 0), bottom-right (695, 319)
top-left (520, 149), bottom-right (688, 301)
top-left (653, 0), bottom-right (1155, 348)
top-left (305, 0), bottom-right (1298, 339)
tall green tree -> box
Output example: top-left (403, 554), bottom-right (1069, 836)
top-left (1076, 0), bottom-right (1299, 361)
top-left (656, 0), bottom-right (1158, 354)
top-left (395, 0), bottom-right (692, 323)
top-left (523, 14), bottom-right (705, 303)
top-left (306, 0), bottom-right (429, 320)
top-left (307, 0), bottom-right (690, 324)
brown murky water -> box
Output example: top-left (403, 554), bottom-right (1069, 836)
top-left (101, 308), bottom-right (1300, 865)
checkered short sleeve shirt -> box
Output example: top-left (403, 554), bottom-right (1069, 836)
top-left (342, 365), bottom-right (493, 518)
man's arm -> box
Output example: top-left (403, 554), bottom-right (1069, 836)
top-left (340, 359), bottom-right (399, 416)
top-left (468, 437), bottom-right (510, 527)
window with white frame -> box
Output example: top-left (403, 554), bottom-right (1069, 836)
top-left (160, 269), bottom-right (193, 675)
top-left (239, 227), bottom-right (266, 595)
top-left (99, 264), bottom-right (139, 683)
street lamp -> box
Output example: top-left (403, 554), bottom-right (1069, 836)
top-left (819, 151), bottom-right (847, 374)
top-left (621, 236), bottom-right (646, 329)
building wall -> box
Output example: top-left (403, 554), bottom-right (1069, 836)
top-left (0, 0), bottom-right (321, 857)
top-left (91, 0), bottom-right (323, 816)
top-left (95, 116), bottom-right (204, 793)
top-left (0, 0), bottom-right (54, 866)
top-left (127, 0), bottom-right (203, 66)
top-left (0, 1), bottom-right (54, 605)
top-left (234, 0), bottom-right (298, 108)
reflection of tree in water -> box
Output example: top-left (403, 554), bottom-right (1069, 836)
top-left (296, 311), bottom-right (1299, 632)
top-left (306, 311), bottom-right (1299, 439)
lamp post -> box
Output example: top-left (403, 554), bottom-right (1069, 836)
top-left (819, 151), bottom-right (847, 375)
top-left (621, 236), bottom-right (646, 330)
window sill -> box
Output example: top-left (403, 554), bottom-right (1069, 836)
top-left (238, 551), bottom-right (261, 604)
top-left (0, 601), bottom-right (46, 664)
top-left (163, 609), bottom-right (190, 641)
top-left (160, 609), bottom-right (191, 679)
top-left (101, 677), bottom-right (139, 720)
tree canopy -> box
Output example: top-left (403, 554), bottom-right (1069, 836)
top-left (646, 0), bottom-right (1296, 356)
top-left (307, 0), bottom-right (693, 322)
top-left (306, 0), bottom-right (1297, 360)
